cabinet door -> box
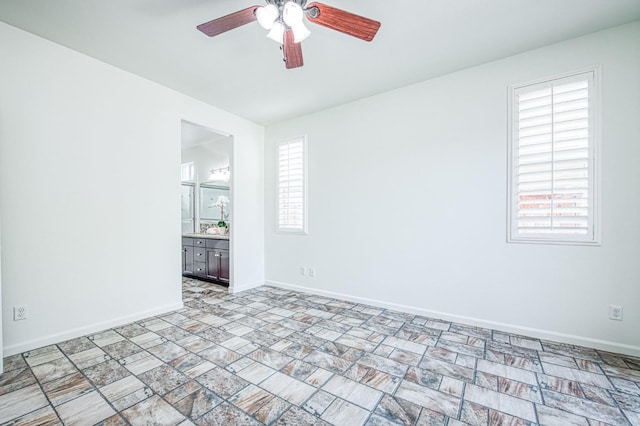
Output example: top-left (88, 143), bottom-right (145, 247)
top-left (206, 249), bottom-right (220, 280)
top-left (219, 250), bottom-right (230, 284)
top-left (183, 246), bottom-right (194, 275)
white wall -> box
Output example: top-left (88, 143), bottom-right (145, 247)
top-left (0, 22), bottom-right (265, 355)
top-left (0, 221), bottom-right (3, 372)
top-left (265, 21), bottom-right (640, 356)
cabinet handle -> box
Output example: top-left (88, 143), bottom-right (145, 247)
top-left (196, 253), bottom-right (201, 256)
top-left (214, 253), bottom-right (220, 257)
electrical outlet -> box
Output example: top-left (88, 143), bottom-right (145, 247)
top-left (14, 305), bottom-right (28, 321)
top-left (300, 267), bottom-right (306, 276)
top-left (309, 268), bottom-right (316, 277)
top-left (609, 305), bottom-right (623, 321)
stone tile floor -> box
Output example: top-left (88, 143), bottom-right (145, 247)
top-left (1, 278), bottom-right (639, 425)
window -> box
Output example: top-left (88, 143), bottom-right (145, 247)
top-left (181, 162), bottom-right (194, 182)
top-left (508, 69), bottom-right (600, 244)
top-left (278, 137), bottom-right (307, 233)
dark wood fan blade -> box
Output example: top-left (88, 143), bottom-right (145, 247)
top-left (305, 2), bottom-right (380, 42)
top-left (284, 30), bottom-right (304, 69)
top-left (197, 6), bottom-right (260, 37)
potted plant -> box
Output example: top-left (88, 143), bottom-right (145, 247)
top-left (210, 195), bottom-right (229, 234)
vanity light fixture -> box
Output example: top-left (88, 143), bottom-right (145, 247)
top-left (209, 166), bottom-right (231, 182)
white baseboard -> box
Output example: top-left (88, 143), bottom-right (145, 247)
top-left (231, 280), bottom-right (265, 294)
top-left (266, 280), bottom-right (640, 358)
top-left (3, 302), bottom-right (184, 357)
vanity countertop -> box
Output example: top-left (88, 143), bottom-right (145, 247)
top-left (183, 233), bottom-right (229, 240)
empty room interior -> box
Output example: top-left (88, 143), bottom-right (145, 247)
top-left (0, 0), bottom-right (639, 425)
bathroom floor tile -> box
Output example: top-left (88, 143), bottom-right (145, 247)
top-left (31, 357), bottom-right (79, 383)
top-left (322, 374), bottom-right (382, 410)
top-left (321, 398), bottom-right (370, 426)
top-left (196, 367), bottom-right (249, 398)
top-left (260, 371), bottom-right (316, 405)
top-left (0, 384), bottom-right (50, 423)
top-left (1, 277), bottom-right (639, 425)
top-left (82, 360), bottom-right (130, 388)
top-left (0, 366), bottom-right (37, 396)
top-left (42, 372), bottom-right (94, 406)
top-left (194, 402), bottom-right (262, 426)
top-left (137, 365), bottom-right (189, 395)
top-left (56, 390), bottom-right (115, 426)
top-left (68, 347), bottom-right (109, 370)
top-left (122, 395), bottom-right (185, 426)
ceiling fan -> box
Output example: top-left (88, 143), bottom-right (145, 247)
top-left (196, 0), bottom-right (381, 69)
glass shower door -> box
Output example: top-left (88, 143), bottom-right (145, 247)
top-left (181, 183), bottom-right (195, 234)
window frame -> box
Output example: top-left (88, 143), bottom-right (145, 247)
top-left (276, 136), bottom-right (308, 235)
top-left (507, 67), bottom-right (601, 246)
top-left (181, 162), bottom-right (195, 182)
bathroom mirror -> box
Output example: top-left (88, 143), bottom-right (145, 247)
top-left (181, 120), bottom-right (232, 235)
top-left (200, 184), bottom-right (231, 230)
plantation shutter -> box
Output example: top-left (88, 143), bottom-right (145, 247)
top-left (511, 71), bottom-right (596, 242)
top-left (278, 138), bottom-right (306, 232)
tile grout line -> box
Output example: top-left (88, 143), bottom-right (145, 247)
top-left (16, 350), bottom-right (65, 425)
top-left (3, 279), bottom-right (639, 426)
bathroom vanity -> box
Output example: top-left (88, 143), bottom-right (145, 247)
top-left (182, 234), bottom-right (229, 286)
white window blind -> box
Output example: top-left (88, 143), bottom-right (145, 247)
top-left (278, 137), bottom-right (306, 233)
top-left (509, 70), bottom-right (599, 244)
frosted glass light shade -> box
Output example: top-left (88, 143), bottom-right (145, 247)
top-left (267, 21), bottom-right (285, 44)
top-left (291, 22), bottom-right (310, 43)
top-left (256, 4), bottom-right (279, 30)
top-left (283, 1), bottom-right (304, 26)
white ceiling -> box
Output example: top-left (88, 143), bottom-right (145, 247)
top-left (1, 1), bottom-right (639, 125)
top-left (181, 120), bottom-right (229, 149)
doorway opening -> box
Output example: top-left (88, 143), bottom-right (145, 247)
top-left (180, 120), bottom-right (233, 290)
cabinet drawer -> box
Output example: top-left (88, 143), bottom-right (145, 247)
top-left (193, 246), bottom-right (206, 260)
top-left (182, 237), bottom-right (193, 246)
top-left (193, 238), bottom-right (207, 247)
top-left (193, 261), bottom-right (206, 277)
top-left (206, 239), bottom-right (229, 249)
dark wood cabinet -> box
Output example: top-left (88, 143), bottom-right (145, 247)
top-left (219, 249), bottom-right (230, 283)
top-left (206, 249), bottom-right (222, 281)
top-left (204, 238), bottom-right (229, 284)
top-left (182, 245), bottom-right (194, 275)
top-left (182, 236), bottom-right (229, 286)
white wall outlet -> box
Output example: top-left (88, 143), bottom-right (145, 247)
top-left (14, 305), bottom-right (28, 321)
top-left (300, 267), bottom-right (306, 276)
top-left (609, 305), bottom-right (623, 321)
top-left (309, 268), bottom-right (316, 277)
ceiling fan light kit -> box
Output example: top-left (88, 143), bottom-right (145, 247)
top-left (267, 21), bottom-right (286, 43)
top-left (291, 22), bottom-right (311, 43)
top-left (255, 4), bottom-right (279, 29)
top-left (282, 1), bottom-right (304, 27)
top-left (196, 0), bottom-right (381, 69)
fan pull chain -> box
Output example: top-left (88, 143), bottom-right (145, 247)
top-left (280, 44), bottom-right (285, 62)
